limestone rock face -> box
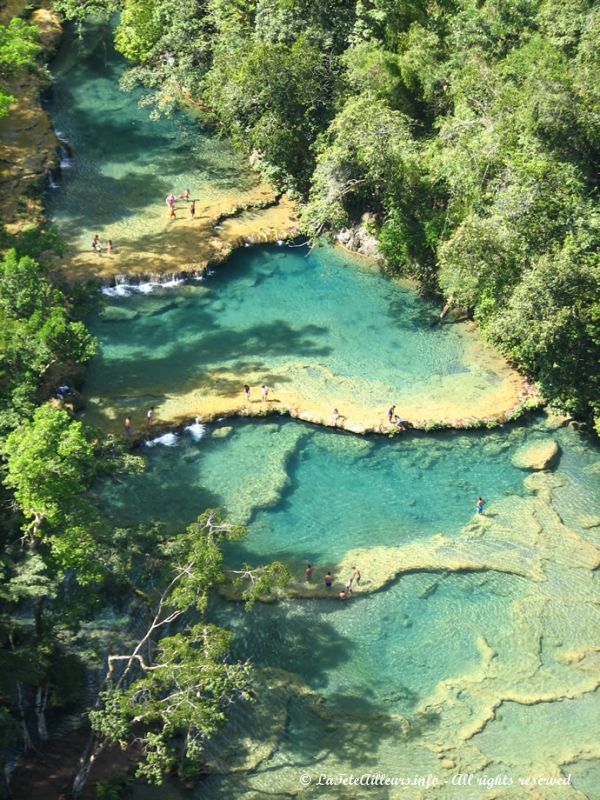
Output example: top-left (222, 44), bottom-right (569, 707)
top-left (512, 439), bottom-right (560, 470)
top-left (336, 213), bottom-right (381, 259)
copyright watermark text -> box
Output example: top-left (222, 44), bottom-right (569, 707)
top-left (298, 772), bottom-right (572, 790)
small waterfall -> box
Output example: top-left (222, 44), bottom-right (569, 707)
top-left (48, 171), bottom-right (59, 190)
top-left (56, 141), bottom-right (73, 170)
top-left (184, 417), bottom-right (206, 442)
top-left (101, 274), bottom-right (185, 297)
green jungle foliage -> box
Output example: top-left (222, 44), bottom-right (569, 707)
top-left (54, 0), bottom-right (599, 426)
top-left (0, 17), bottom-right (42, 117)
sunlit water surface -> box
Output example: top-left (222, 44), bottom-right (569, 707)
top-left (44, 19), bottom-right (600, 798)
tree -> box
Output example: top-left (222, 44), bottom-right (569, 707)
top-left (2, 405), bottom-right (101, 578)
top-left (0, 18), bottom-right (41, 117)
top-left (71, 511), bottom-right (289, 794)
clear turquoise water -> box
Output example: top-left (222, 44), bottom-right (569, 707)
top-left (45, 21), bottom-right (600, 798)
top-left (45, 20), bottom-right (256, 252)
top-left (100, 416), bottom-right (533, 562)
top-left (107, 414), bottom-right (600, 800)
top-left (83, 242), bottom-right (516, 428)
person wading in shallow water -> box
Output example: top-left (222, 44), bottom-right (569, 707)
top-left (147, 407), bottom-right (154, 425)
top-left (304, 564), bottom-right (313, 581)
top-left (124, 415), bottom-right (131, 435)
top-left (324, 571), bottom-right (333, 589)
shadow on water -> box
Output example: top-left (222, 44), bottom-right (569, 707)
top-left (200, 598), bottom-right (441, 797)
top-left (91, 317), bottom-right (332, 397)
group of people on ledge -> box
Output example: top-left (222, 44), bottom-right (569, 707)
top-left (304, 564), bottom-right (361, 601)
top-left (166, 189), bottom-right (196, 221)
top-left (91, 234), bottom-right (113, 254)
top-left (387, 404), bottom-right (411, 430)
top-left (243, 383), bottom-right (271, 402)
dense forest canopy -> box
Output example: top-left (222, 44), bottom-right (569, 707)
top-left (55, 0), bottom-right (599, 427)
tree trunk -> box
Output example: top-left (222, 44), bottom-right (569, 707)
top-left (34, 687), bottom-right (49, 742)
top-left (15, 682), bottom-right (33, 752)
top-left (70, 732), bottom-right (105, 797)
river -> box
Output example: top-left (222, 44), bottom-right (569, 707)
top-left (46, 19), bottom-right (600, 800)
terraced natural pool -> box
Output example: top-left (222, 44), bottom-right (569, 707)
top-left (44, 17), bottom-right (600, 799)
top-left (105, 416), bottom-right (600, 800)
top-left (83, 242), bottom-right (525, 432)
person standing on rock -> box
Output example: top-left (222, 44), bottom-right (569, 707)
top-left (261, 384), bottom-right (269, 401)
top-left (190, 200), bottom-right (196, 219)
top-left (304, 564), bottom-right (313, 582)
top-left (92, 234), bottom-right (101, 253)
top-left (147, 407), bottom-right (154, 425)
top-left (181, 189), bottom-right (190, 201)
top-left (387, 405), bottom-right (396, 424)
top-left (353, 566), bottom-right (361, 585)
top-left (124, 415), bottom-right (131, 435)
top-left (475, 497), bottom-right (486, 514)
top-left (166, 193), bottom-right (175, 208)
top-left (244, 384), bottom-right (250, 402)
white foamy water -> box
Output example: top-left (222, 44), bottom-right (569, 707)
top-left (184, 418), bottom-right (206, 441)
top-left (145, 432), bottom-right (179, 447)
top-left (101, 275), bottom-right (185, 297)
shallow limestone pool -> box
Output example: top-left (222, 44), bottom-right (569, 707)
top-left (44, 18), bottom-right (600, 798)
top-left (83, 243), bottom-right (524, 430)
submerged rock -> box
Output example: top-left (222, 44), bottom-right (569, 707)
top-left (511, 439), bottom-right (560, 470)
top-left (212, 426), bottom-right (233, 438)
top-left (100, 305), bottom-right (139, 322)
